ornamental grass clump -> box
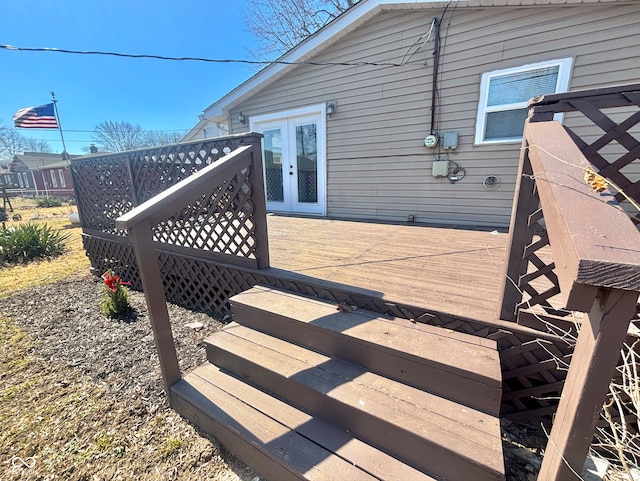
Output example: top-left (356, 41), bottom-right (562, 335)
top-left (35, 197), bottom-right (63, 208)
top-left (0, 222), bottom-right (70, 265)
top-left (99, 270), bottom-right (132, 317)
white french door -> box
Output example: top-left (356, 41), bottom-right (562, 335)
top-left (251, 106), bottom-right (326, 215)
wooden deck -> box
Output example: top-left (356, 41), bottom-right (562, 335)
top-left (173, 285), bottom-right (506, 481)
top-left (266, 214), bottom-right (508, 323)
top-left (78, 84), bottom-right (640, 481)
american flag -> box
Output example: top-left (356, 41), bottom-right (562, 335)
top-left (13, 103), bottom-right (59, 129)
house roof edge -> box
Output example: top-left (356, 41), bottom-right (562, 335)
top-left (199, 0), bottom-right (632, 122)
top-left (201, 0), bottom-right (398, 121)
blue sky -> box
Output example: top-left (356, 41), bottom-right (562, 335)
top-left (0, 0), bottom-right (256, 154)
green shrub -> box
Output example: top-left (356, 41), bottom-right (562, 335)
top-left (161, 438), bottom-right (182, 459)
top-left (99, 270), bottom-right (132, 317)
top-left (36, 197), bottom-right (63, 208)
top-left (0, 223), bottom-right (70, 264)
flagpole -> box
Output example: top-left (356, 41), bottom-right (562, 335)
top-left (49, 91), bottom-right (69, 162)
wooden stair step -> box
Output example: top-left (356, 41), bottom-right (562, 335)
top-left (205, 323), bottom-right (505, 481)
top-left (172, 363), bottom-right (437, 481)
top-left (230, 285), bottom-right (502, 415)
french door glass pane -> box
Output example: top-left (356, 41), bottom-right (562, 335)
top-left (263, 128), bottom-right (284, 202)
top-left (295, 123), bottom-right (318, 203)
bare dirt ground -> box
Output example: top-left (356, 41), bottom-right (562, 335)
top-left (0, 272), bottom-right (547, 480)
top-left (0, 274), bottom-right (259, 481)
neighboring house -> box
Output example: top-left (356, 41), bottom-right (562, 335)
top-left (9, 152), bottom-right (78, 198)
top-left (183, 116), bottom-right (229, 141)
top-left (0, 166), bottom-right (14, 187)
top-left (184, 0), bottom-right (640, 228)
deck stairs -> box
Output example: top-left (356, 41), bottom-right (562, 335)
top-left (171, 286), bottom-right (505, 481)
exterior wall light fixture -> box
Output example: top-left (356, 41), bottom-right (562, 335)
top-left (326, 101), bottom-right (337, 117)
top-left (238, 112), bottom-right (247, 124)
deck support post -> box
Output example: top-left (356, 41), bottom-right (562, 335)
top-left (128, 220), bottom-right (181, 404)
top-left (537, 288), bottom-right (639, 480)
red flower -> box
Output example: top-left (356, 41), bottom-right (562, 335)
top-left (102, 270), bottom-right (130, 293)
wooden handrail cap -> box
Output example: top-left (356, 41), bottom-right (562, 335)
top-left (526, 121), bottom-right (640, 307)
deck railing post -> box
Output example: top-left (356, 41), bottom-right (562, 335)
top-left (247, 142), bottom-right (270, 269)
top-left (128, 219), bottom-right (181, 404)
top-left (115, 143), bottom-right (263, 403)
top-left (497, 130), bottom-right (537, 322)
top-left (537, 288), bottom-right (639, 480)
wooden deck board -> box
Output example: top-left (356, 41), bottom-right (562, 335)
top-left (184, 363), bottom-right (437, 481)
top-left (172, 367), bottom-right (382, 481)
top-left (206, 324), bottom-right (505, 481)
top-left (230, 286), bottom-right (502, 403)
top-left (267, 215), bottom-right (507, 322)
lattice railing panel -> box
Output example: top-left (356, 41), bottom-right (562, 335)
top-left (502, 88), bottom-right (640, 325)
top-left (71, 135), bottom-right (262, 238)
top-left (129, 138), bottom-right (250, 204)
top-left (514, 196), bottom-right (569, 317)
top-left (71, 157), bottom-right (135, 235)
top-left (531, 85), bottom-right (640, 227)
top-left (153, 168), bottom-right (257, 259)
top-left (516, 84), bottom-right (640, 334)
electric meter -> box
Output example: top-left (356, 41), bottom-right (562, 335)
top-left (424, 134), bottom-right (439, 148)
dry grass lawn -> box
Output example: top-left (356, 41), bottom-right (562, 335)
top-left (0, 198), bottom-right (258, 481)
top-left (0, 197), bottom-right (88, 296)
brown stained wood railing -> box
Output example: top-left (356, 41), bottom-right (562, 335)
top-left (499, 83), bottom-right (640, 324)
top-left (115, 143), bottom-right (269, 402)
top-left (529, 83), bottom-right (640, 224)
top-left (519, 122), bottom-right (640, 480)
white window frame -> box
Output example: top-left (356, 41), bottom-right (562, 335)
top-left (58, 169), bottom-right (66, 187)
top-left (17, 173), bottom-right (24, 188)
top-left (50, 170), bottom-right (58, 188)
top-left (475, 58), bottom-right (574, 145)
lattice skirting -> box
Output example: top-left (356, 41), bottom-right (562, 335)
top-left (83, 235), bottom-right (142, 290)
top-left (83, 234), bottom-right (570, 424)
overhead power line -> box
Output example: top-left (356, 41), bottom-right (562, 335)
top-left (0, 127), bottom-right (189, 134)
top-left (0, 44), bottom-right (404, 67)
top-left (8, 138), bottom-right (126, 144)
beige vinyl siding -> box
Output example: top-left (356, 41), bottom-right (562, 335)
top-left (232, 4), bottom-right (640, 228)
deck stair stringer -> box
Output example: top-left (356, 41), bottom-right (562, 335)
top-left (172, 285), bottom-right (505, 481)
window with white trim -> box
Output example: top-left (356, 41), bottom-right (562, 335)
top-left (475, 58), bottom-right (573, 144)
top-left (17, 173), bottom-right (24, 188)
top-left (58, 169), bottom-right (66, 187)
top-left (21, 172), bottom-right (29, 187)
top-left (50, 170), bottom-right (58, 187)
